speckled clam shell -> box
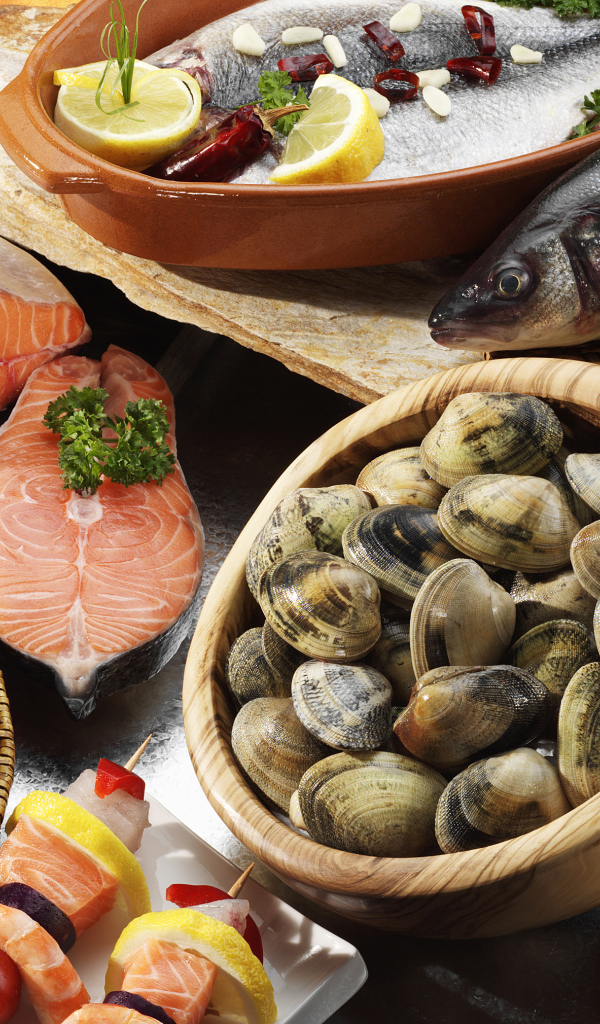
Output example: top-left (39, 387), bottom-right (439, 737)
top-left (570, 521), bottom-right (600, 599)
top-left (257, 551), bottom-right (381, 662)
top-left (231, 696), bottom-right (330, 813)
top-left (565, 453), bottom-right (600, 517)
top-left (435, 748), bottom-right (571, 853)
top-left (366, 612), bottom-right (415, 705)
top-left (298, 750), bottom-right (446, 857)
top-left (593, 599), bottom-right (600, 654)
top-left (507, 619), bottom-right (596, 712)
top-left (262, 620), bottom-right (305, 682)
top-left (508, 568), bottom-right (596, 641)
top-left (356, 447), bottom-right (447, 509)
top-left (410, 558), bottom-right (516, 680)
top-left (557, 662), bottom-right (600, 806)
top-left (291, 660), bottom-right (392, 750)
top-left (246, 484), bottom-right (372, 598)
top-left (225, 627), bottom-right (291, 705)
top-left (437, 475), bottom-right (579, 573)
top-left (393, 664), bottom-right (553, 774)
top-left (342, 504), bottom-right (461, 608)
top-left (420, 392), bottom-right (563, 488)
top-left (540, 448), bottom-right (596, 526)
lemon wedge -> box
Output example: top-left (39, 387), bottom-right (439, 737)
top-left (106, 909), bottom-right (277, 1024)
top-left (269, 74), bottom-right (384, 185)
top-left (7, 791), bottom-right (150, 920)
top-left (53, 59), bottom-right (202, 170)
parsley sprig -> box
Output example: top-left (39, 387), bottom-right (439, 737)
top-left (258, 71), bottom-right (310, 135)
top-left (498, 0), bottom-right (600, 15)
top-left (44, 385), bottom-right (176, 495)
top-left (571, 90), bottom-right (600, 138)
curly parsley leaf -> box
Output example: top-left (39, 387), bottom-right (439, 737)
top-left (571, 89), bottom-right (600, 138)
top-left (497, 0), bottom-right (600, 14)
top-left (258, 70), bottom-right (310, 135)
top-left (44, 387), bottom-right (175, 495)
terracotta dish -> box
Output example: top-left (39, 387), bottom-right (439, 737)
top-left (1, 0), bottom-right (600, 269)
top-left (184, 357), bottom-right (600, 937)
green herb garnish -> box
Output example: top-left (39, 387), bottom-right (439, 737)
top-left (258, 71), bottom-right (310, 135)
top-left (44, 385), bottom-right (176, 495)
top-left (95, 0), bottom-right (148, 117)
top-left (571, 90), bottom-right (600, 137)
top-left (498, 0), bottom-right (600, 16)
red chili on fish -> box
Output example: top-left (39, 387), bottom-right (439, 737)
top-left (373, 69), bottom-right (419, 102)
top-left (278, 54), bottom-right (334, 80)
top-left (461, 5), bottom-right (496, 54)
top-left (446, 56), bottom-right (502, 84)
top-left (363, 21), bottom-right (405, 61)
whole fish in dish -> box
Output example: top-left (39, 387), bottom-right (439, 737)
top-left (146, 0), bottom-right (600, 183)
top-left (0, 345), bottom-right (203, 718)
top-left (429, 147), bottom-right (600, 350)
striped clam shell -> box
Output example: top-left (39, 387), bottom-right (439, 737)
top-left (261, 620), bottom-right (305, 682)
top-left (570, 521), bottom-right (600, 599)
top-left (557, 661), bottom-right (600, 806)
top-left (507, 618), bottom-right (596, 713)
top-left (291, 660), bottom-right (392, 750)
top-left (366, 610), bottom-right (415, 705)
top-left (225, 627), bottom-right (291, 705)
top-left (356, 447), bottom-right (447, 509)
top-left (565, 453), bottom-right (600, 517)
top-left (508, 567), bottom-right (596, 641)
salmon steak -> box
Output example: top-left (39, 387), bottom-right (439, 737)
top-left (0, 344), bottom-right (204, 717)
top-left (0, 237), bottom-right (89, 409)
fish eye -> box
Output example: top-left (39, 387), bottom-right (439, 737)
top-left (494, 268), bottom-right (530, 299)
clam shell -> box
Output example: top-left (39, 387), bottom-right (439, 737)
top-left (356, 447), bottom-right (447, 509)
top-left (298, 750), bottom-right (446, 857)
top-left (291, 660), bottom-right (392, 750)
top-left (257, 551), bottom-right (381, 662)
top-left (507, 618), bottom-right (596, 712)
top-left (565, 453), bottom-right (600, 517)
top-left (262, 620), bottom-right (305, 682)
top-left (366, 611), bottom-right (415, 704)
top-left (570, 521), bottom-right (600, 599)
top-left (342, 504), bottom-right (461, 607)
top-left (231, 696), bottom-right (330, 813)
top-left (508, 568), bottom-right (596, 640)
top-left (420, 392), bottom-right (563, 488)
top-left (410, 558), bottom-right (516, 679)
top-left (246, 485), bottom-right (372, 598)
top-left (557, 661), bottom-right (600, 806)
top-left (540, 448), bottom-right (596, 526)
top-left (435, 748), bottom-right (571, 853)
top-left (437, 475), bottom-right (579, 572)
top-left (225, 627), bottom-right (291, 704)
top-left (393, 664), bottom-right (553, 773)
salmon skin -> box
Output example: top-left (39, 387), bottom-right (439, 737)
top-left (0, 344), bottom-right (204, 718)
top-left (0, 237), bottom-right (89, 407)
top-left (429, 148), bottom-right (600, 352)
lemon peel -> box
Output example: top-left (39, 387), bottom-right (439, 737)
top-left (269, 74), bottom-right (384, 185)
top-left (106, 909), bottom-right (277, 1024)
top-left (7, 791), bottom-right (150, 920)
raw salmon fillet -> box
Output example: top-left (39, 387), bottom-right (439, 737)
top-left (0, 344), bottom-right (204, 716)
top-left (0, 813), bottom-right (119, 935)
top-left (122, 937), bottom-right (218, 1024)
top-left (0, 237), bottom-right (89, 409)
top-left (63, 1008), bottom-right (157, 1023)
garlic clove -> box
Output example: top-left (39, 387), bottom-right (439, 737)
top-left (363, 87), bottom-right (391, 118)
top-left (417, 68), bottom-right (451, 90)
top-left (232, 23), bottom-right (266, 56)
top-left (510, 43), bottom-right (543, 64)
top-left (323, 34), bottom-right (347, 67)
top-left (389, 2), bottom-right (423, 32)
top-left (423, 85), bottom-right (451, 117)
top-left (281, 26), bottom-right (324, 45)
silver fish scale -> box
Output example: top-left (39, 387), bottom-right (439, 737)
top-left (146, 0), bottom-right (600, 182)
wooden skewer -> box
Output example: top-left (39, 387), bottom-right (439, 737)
top-left (0, 672), bottom-right (15, 828)
top-left (125, 733), bottom-right (153, 772)
top-left (228, 862), bottom-right (255, 899)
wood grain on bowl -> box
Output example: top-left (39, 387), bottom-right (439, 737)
top-left (183, 357), bottom-right (600, 937)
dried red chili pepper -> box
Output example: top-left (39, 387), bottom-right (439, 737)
top-left (446, 56), bottom-right (502, 84)
top-left (278, 54), bottom-right (334, 81)
top-left (461, 5), bottom-right (496, 54)
top-left (373, 68), bottom-right (419, 102)
top-left (363, 21), bottom-right (405, 61)
top-left (147, 103), bottom-right (307, 182)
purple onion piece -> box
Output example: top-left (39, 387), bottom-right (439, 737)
top-left (0, 882), bottom-right (76, 953)
top-left (104, 991), bottom-right (177, 1024)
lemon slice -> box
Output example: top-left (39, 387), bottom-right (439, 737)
top-left (269, 74), bottom-right (385, 185)
top-left (53, 59), bottom-right (202, 170)
top-left (7, 791), bottom-right (150, 919)
top-left (106, 909), bottom-right (277, 1024)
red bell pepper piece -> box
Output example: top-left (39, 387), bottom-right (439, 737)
top-left (94, 758), bottom-right (146, 800)
top-left (166, 883), bottom-right (264, 963)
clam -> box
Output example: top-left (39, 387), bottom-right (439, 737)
top-left (507, 619), bottom-right (596, 712)
top-left (366, 610), bottom-right (416, 704)
top-left (540, 448), bottom-right (596, 526)
top-left (356, 447), bottom-right (447, 509)
top-left (420, 392), bottom-right (563, 488)
top-left (246, 485), bottom-right (371, 598)
top-left (508, 567), bottom-right (596, 640)
top-left (262, 620), bottom-right (305, 682)
top-left (291, 660), bottom-right (392, 750)
top-left (342, 504), bottom-right (461, 607)
top-left (257, 551), bottom-right (381, 661)
top-left (557, 661), bottom-right (600, 806)
top-left (565, 453), bottom-right (600, 517)
top-left (437, 475), bottom-right (579, 572)
top-left (231, 696), bottom-right (330, 813)
top-left (393, 664), bottom-right (553, 773)
top-left (225, 627), bottom-right (291, 704)
top-left (298, 750), bottom-right (446, 857)
top-left (410, 558), bottom-right (516, 679)
top-left (435, 748), bottom-right (571, 853)
top-left (570, 521), bottom-right (600, 599)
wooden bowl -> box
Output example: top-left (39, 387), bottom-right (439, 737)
top-left (183, 356), bottom-right (600, 938)
top-left (1, 0), bottom-right (600, 269)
